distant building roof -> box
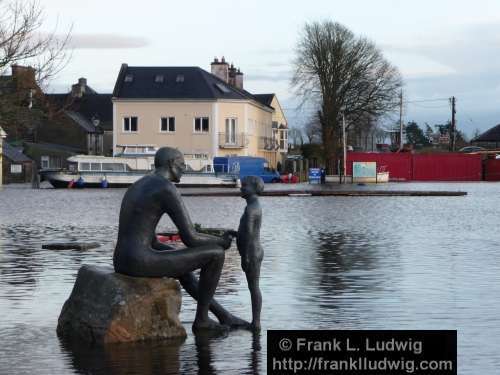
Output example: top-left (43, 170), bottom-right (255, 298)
top-left (473, 124), bottom-right (500, 142)
top-left (2, 141), bottom-right (32, 162)
top-left (112, 64), bottom-right (273, 110)
top-left (23, 141), bottom-right (84, 154)
top-left (253, 94), bottom-right (275, 107)
top-left (46, 93), bottom-right (113, 131)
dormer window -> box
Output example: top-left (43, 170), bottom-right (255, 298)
top-left (155, 75), bottom-right (164, 83)
top-left (124, 74), bottom-right (133, 82)
top-left (176, 74), bottom-right (184, 83)
top-left (215, 83), bottom-right (230, 93)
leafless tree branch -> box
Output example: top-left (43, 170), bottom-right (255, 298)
top-left (0, 0), bottom-right (72, 86)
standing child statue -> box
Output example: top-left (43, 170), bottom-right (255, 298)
top-left (230, 176), bottom-right (264, 331)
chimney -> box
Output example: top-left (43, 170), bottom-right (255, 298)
top-left (71, 77), bottom-right (88, 98)
top-left (210, 56), bottom-right (229, 83)
top-left (11, 65), bottom-right (37, 90)
top-left (228, 63), bottom-right (237, 86)
top-left (235, 68), bottom-right (243, 90)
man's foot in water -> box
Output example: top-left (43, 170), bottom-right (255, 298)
top-left (192, 318), bottom-right (229, 333)
top-left (251, 321), bottom-right (261, 332)
top-left (219, 314), bottom-right (252, 330)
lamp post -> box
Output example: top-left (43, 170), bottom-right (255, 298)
top-left (92, 117), bottom-right (101, 155)
top-left (342, 112), bottom-right (347, 184)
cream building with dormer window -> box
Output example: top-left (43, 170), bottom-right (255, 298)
top-left (112, 58), bottom-right (287, 170)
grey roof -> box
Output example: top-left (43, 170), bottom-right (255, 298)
top-left (64, 110), bottom-right (100, 133)
top-left (2, 141), bottom-right (32, 162)
top-left (473, 124), bottom-right (500, 142)
top-left (46, 93), bottom-right (113, 131)
top-left (254, 94), bottom-right (275, 107)
top-left (23, 141), bottom-right (84, 154)
top-left (112, 64), bottom-right (273, 110)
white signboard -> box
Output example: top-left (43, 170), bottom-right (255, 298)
top-left (353, 162), bottom-right (377, 178)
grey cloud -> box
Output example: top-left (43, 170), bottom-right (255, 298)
top-left (245, 70), bottom-right (292, 82)
top-left (254, 48), bottom-right (292, 56)
top-left (403, 71), bottom-right (500, 134)
top-left (66, 33), bottom-right (149, 49)
top-left (264, 61), bottom-right (291, 68)
top-left (384, 22), bottom-right (500, 75)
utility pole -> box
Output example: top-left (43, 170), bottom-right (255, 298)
top-left (342, 112), bottom-right (347, 184)
top-left (399, 89), bottom-right (403, 150)
top-left (450, 96), bottom-right (456, 151)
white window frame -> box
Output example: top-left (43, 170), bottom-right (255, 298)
top-left (160, 117), bottom-right (176, 133)
top-left (41, 156), bottom-right (49, 169)
top-left (279, 129), bottom-right (288, 150)
top-left (194, 117), bottom-right (209, 134)
top-left (123, 116), bottom-right (138, 133)
top-left (225, 118), bottom-right (237, 144)
top-left (10, 164), bottom-right (22, 174)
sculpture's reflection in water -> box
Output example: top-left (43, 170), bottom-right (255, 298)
top-left (60, 331), bottom-right (262, 375)
top-left (59, 336), bottom-right (184, 375)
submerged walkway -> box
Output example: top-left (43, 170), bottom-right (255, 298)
top-left (181, 187), bottom-right (467, 197)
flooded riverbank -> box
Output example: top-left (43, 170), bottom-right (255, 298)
top-left (1, 182), bottom-right (499, 374)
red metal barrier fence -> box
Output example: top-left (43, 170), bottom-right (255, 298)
top-left (412, 153), bottom-right (482, 181)
top-left (346, 152), bottom-right (482, 181)
top-left (484, 159), bottom-right (500, 181)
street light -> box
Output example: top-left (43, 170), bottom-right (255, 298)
top-left (342, 112), bottom-right (347, 184)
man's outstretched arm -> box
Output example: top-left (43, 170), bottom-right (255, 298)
top-left (162, 187), bottom-right (231, 249)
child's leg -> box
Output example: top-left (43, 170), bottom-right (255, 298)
top-left (245, 262), bottom-right (262, 330)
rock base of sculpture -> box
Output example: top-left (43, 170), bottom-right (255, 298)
top-left (57, 264), bottom-right (186, 344)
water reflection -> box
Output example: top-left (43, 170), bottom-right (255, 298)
top-left (0, 226), bottom-right (41, 295)
top-left (58, 331), bottom-right (262, 375)
top-left (193, 331), bottom-right (227, 375)
top-left (309, 230), bottom-right (381, 296)
top-left (59, 337), bottom-right (185, 375)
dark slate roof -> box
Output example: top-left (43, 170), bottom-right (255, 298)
top-left (2, 141), bottom-right (32, 162)
top-left (46, 94), bottom-right (113, 131)
top-left (473, 124), bottom-right (500, 142)
top-left (253, 94), bottom-right (274, 107)
top-left (64, 111), bottom-right (99, 133)
top-left (112, 65), bottom-right (273, 110)
top-left (0, 75), bottom-right (14, 94)
top-left (24, 141), bottom-right (84, 153)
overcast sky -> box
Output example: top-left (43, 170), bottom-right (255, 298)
top-left (39, 0), bottom-right (500, 137)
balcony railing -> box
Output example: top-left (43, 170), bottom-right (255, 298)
top-left (259, 136), bottom-right (280, 151)
top-left (218, 133), bottom-right (248, 148)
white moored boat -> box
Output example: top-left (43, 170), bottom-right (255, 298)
top-left (40, 154), bottom-right (237, 188)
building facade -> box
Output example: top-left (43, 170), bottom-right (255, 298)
top-left (112, 58), bottom-right (287, 170)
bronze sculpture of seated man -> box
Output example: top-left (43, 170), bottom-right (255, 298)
top-left (113, 147), bottom-right (249, 332)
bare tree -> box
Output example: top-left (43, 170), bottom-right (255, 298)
top-left (292, 21), bottom-right (402, 173)
top-left (0, 0), bottom-right (72, 86)
top-left (287, 126), bottom-right (304, 148)
top-left (304, 111), bottom-right (322, 143)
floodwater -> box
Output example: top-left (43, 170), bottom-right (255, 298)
top-left (0, 182), bottom-right (499, 374)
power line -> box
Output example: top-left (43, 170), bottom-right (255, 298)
top-left (282, 97), bottom-right (451, 111)
top-left (403, 98), bottom-right (450, 104)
